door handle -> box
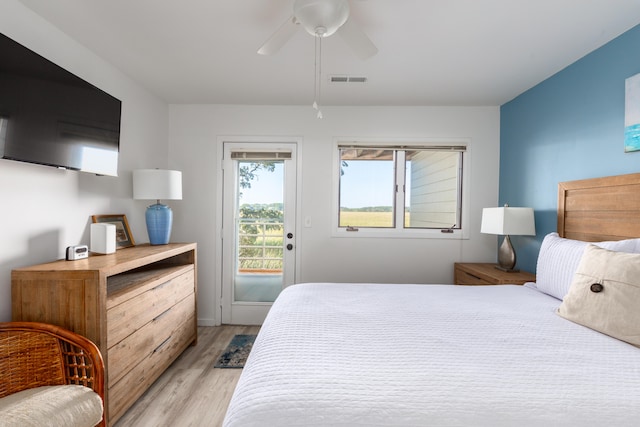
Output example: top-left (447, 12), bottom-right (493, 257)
top-left (286, 243), bottom-right (293, 250)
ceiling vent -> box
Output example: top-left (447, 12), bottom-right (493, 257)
top-left (330, 75), bottom-right (368, 83)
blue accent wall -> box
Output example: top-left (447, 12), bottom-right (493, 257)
top-left (500, 24), bottom-right (640, 274)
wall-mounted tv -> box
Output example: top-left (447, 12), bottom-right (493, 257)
top-left (0, 32), bottom-right (121, 176)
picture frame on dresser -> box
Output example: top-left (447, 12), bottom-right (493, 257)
top-left (92, 214), bottom-right (135, 248)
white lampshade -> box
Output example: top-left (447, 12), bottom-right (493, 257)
top-left (133, 169), bottom-right (182, 200)
top-left (481, 206), bottom-right (535, 236)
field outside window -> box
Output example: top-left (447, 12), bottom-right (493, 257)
top-left (338, 145), bottom-right (464, 232)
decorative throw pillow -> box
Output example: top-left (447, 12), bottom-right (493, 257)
top-left (557, 244), bottom-right (640, 347)
top-left (535, 233), bottom-right (640, 300)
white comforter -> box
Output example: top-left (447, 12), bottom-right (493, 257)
top-left (223, 283), bottom-right (640, 427)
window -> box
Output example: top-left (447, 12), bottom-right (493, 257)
top-left (336, 142), bottom-right (466, 236)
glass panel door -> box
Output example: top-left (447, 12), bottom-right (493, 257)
top-left (235, 160), bottom-right (285, 303)
top-left (222, 142), bottom-right (297, 325)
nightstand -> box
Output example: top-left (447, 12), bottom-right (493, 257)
top-left (454, 263), bottom-right (535, 285)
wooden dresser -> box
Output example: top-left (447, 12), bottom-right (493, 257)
top-left (11, 243), bottom-right (197, 426)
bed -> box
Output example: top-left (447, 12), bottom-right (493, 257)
top-left (223, 173), bottom-right (640, 427)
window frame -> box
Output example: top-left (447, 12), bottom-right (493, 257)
top-left (332, 137), bottom-right (470, 239)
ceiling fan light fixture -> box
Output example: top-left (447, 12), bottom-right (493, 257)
top-left (294, 0), bottom-right (349, 37)
top-left (258, 0), bottom-right (377, 59)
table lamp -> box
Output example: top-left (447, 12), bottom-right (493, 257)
top-left (481, 204), bottom-right (535, 272)
top-left (133, 169), bottom-right (182, 245)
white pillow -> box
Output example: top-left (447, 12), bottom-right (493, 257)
top-left (558, 244), bottom-right (640, 347)
top-left (535, 232), bottom-right (640, 300)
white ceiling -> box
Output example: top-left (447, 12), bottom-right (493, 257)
top-left (17, 0), bottom-right (640, 106)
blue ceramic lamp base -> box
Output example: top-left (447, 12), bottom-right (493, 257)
top-left (145, 202), bottom-right (173, 245)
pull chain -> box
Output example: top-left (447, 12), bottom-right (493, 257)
top-left (313, 31), bottom-right (323, 119)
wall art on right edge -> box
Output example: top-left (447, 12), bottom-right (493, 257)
top-left (624, 73), bottom-right (640, 153)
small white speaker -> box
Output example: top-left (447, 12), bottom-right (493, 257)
top-left (90, 223), bottom-right (116, 254)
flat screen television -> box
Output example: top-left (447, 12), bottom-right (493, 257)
top-left (0, 32), bottom-right (121, 176)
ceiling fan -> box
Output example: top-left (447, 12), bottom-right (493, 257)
top-left (258, 0), bottom-right (378, 59)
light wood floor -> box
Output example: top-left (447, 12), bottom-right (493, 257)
top-left (113, 325), bottom-right (260, 427)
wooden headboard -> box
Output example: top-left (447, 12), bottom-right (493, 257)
top-left (558, 172), bottom-right (640, 241)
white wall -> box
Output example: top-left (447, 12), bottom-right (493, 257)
top-left (0, 1), bottom-right (169, 321)
top-left (168, 105), bottom-right (501, 325)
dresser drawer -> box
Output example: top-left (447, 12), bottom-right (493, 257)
top-left (107, 293), bottom-right (195, 387)
top-left (454, 268), bottom-right (492, 285)
top-left (108, 311), bottom-right (196, 421)
top-left (107, 268), bottom-right (194, 348)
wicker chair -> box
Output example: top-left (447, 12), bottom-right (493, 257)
top-left (0, 321), bottom-right (105, 427)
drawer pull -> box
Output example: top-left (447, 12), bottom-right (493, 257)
top-left (153, 308), bottom-right (171, 322)
top-left (152, 280), bottom-right (172, 292)
top-left (466, 273), bottom-right (482, 280)
top-left (154, 336), bottom-right (172, 353)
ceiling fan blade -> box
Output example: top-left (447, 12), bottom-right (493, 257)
top-left (258, 16), bottom-right (300, 55)
top-left (337, 18), bottom-right (378, 59)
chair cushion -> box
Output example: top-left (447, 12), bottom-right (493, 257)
top-left (0, 385), bottom-right (103, 427)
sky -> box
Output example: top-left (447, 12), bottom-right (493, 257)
top-left (239, 162), bottom-right (284, 205)
top-left (239, 160), bottom-right (400, 208)
top-left (340, 160), bottom-right (394, 208)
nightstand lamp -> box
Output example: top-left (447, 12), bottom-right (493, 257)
top-left (481, 204), bottom-right (535, 272)
top-left (133, 169), bottom-right (182, 245)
